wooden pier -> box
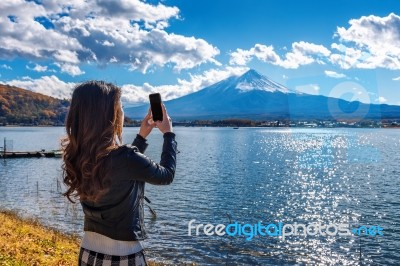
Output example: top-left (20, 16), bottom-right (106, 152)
top-left (0, 150), bottom-right (62, 158)
top-left (1, 136), bottom-right (62, 158)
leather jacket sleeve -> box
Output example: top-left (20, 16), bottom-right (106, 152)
top-left (126, 132), bottom-right (177, 185)
top-left (132, 134), bottom-right (149, 153)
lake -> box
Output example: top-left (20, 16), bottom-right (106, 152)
top-left (0, 127), bottom-right (399, 265)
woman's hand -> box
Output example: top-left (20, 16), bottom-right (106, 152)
top-left (156, 103), bottom-right (173, 134)
top-left (139, 108), bottom-right (156, 139)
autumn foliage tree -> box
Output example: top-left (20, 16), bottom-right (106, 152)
top-left (0, 84), bottom-right (69, 125)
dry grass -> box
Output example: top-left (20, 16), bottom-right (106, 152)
top-left (0, 210), bottom-right (170, 266)
top-left (0, 210), bottom-right (79, 265)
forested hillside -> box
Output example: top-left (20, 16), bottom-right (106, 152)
top-left (0, 84), bottom-right (69, 125)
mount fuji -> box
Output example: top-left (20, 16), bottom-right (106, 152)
top-left (124, 69), bottom-right (400, 120)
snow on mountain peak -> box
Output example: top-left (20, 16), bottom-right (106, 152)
top-left (235, 69), bottom-right (294, 93)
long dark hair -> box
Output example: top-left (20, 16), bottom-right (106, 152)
top-left (61, 81), bottom-right (123, 203)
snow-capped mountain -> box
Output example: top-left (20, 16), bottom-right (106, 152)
top-left (234, 69), bottom-right (294, 93)
top-left (125, 69), bottom-right (400, 120)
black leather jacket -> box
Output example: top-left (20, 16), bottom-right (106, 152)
top-left (80, 132), bottom-right (177, 241)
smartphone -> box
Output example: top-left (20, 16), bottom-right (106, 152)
top-left (149, 93), bottom-right (163, 122)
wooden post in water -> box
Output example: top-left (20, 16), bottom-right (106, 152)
top-left (3, 137), bottom-right (6, 158)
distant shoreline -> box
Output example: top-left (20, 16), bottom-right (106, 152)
top-left (1, 125), bottom-right (400, 129)
top-left (2, 115), bottom-right (400, 129)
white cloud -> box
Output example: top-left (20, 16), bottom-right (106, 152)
top-left (53, 50), bottom-right (81, 64)
top-left (376, 96), bottom-right (387, 103)
top-left (292, 41), bottom-right (331, 57)
top-left (55, 63), bottom-right (85, 76)
top-left (332, 13), bottom-right (400, 70)
top-left (121, 29), bottom-right (220, 72)
top-left (295, 84), bottom-right (320, 95)
top-left (93, 0), bottom-right (179, 25)
top-left (393, 76), bottom-right (400, 81)
top-left (230, 44), bottom-right (279, 66)
top-left (229, 41), bottom-right (330, 69)
top-left (324, 70), bottom-right (346, 78)
top-left (0, 1), bottom-right (84, 58)
top-left (26, 63), bottom-right (48, 72)
top-left (102, 40), bottom-right (115, 47)
top-left (230, 14), bottom-right (400, 71)
top-left (6, 75), bottom-right (76, 99)
top-left (329, 43), bottom-right (364, 69)
top-left (0, 0), bottom-right (219, 75)
top-left (0, 64), bottom-right (12, 70)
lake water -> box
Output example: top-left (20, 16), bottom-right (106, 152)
top-left (0, 127), bottom-right (399, 265)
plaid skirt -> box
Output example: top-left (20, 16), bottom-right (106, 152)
top-left (78, 247), bottom-right (148, 266)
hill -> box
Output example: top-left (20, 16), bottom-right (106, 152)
top-left (0, 84), bottom-right (69, 126)
top-left (0, 84), bottom-right (140, 126)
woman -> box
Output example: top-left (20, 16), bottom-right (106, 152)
top-left (61, 81), bottom-right (177, 266)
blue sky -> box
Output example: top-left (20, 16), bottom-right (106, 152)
top-left (0, 0), bottom-right (399, 106)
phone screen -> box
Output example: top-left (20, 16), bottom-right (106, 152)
top-left (149, 93), bottom-right (163, 122)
